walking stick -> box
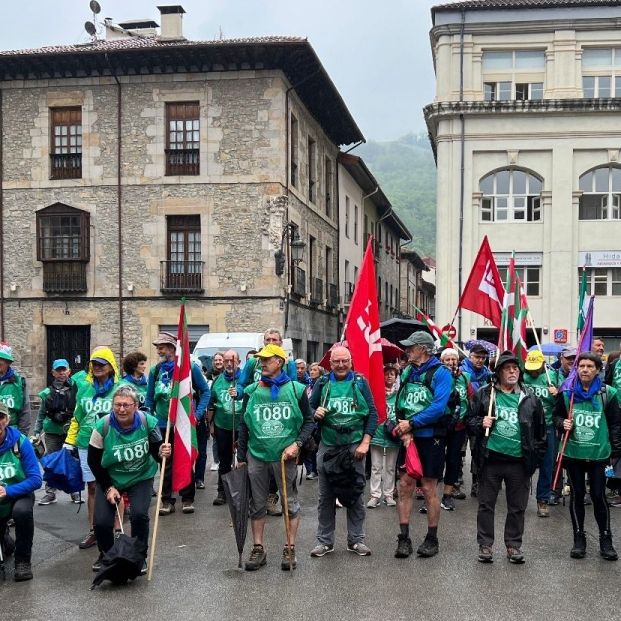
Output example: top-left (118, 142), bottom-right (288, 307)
top-left (552, 391), bottom-right (575, 491)
top-left (280, 454), bottom-right (293, 574)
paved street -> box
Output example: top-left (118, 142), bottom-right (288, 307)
top-left (4, 449), bottom-right (621, 621)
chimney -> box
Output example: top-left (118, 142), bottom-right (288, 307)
top-left (158, 5), bottom-right (186, 40)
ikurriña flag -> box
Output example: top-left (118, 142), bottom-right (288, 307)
top-left (168, 300), bottom-right (198, 492)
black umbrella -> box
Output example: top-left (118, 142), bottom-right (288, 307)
top-left (90, 505), bottom-right (146, 589)
top-left (222, 465), bottom-right (250, 569)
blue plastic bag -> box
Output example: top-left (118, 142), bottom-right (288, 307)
top-left (41, 448), bottom-right (84, 494)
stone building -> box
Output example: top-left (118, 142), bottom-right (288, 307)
top-left (399, 249), bottom-right (432, 319)
top-left (0, 5), bottom-right (364, 388)
top-left (427, 0), bottom-right (621, 348)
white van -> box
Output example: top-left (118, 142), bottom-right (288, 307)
top-left (192, 332), bottom-right (293, 371)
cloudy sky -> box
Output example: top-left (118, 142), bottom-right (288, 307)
top-left (0, 0), bottom-right (441, 142)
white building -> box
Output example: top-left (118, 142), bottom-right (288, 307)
top-left (426, 0), bottom-right (621, 349)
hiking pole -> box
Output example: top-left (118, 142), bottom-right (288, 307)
top-left (280, 454), bottom-right (293, 574)
top-left (552, 391), bottom-right (575, 491)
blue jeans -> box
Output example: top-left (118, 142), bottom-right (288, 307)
top-left (536, 425), bottom-right (557, 502)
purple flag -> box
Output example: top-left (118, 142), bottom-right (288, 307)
top-left (560, 295), bottom-right (594, 392)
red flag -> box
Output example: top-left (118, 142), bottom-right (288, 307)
top-left (344, 239), bottom-right (387, 423)
top-left (168, 300), bottom-right (198, 492)
top-left (457, 236), bottom-right (505, 328)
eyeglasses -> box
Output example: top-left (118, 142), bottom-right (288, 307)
top-left (114, 402), bottom-right (137, 409)
top-left (331, 359), bottom-right (351, 365)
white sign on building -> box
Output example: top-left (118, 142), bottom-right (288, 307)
top-left (578, 251), bottom-right (621, 268)
top-left (494, 252), bottom-right (543, 267)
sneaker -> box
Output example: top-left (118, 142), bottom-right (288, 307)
top-left (537, 502), bottom-right (550, 518)
top-left (310, 543), bottom-right (334, 557)
top-left (14, 561), bottom-right (33, 582)
top-left (366, 497), bottom-right (382, 509)
top-left (213, 492), bottom-right (227, 506)
top-left (506, 546), bottom-right (525, 564)
top-left (570, 531), bottom-right (586, 559)
top-left (266, 493), bottom-right (282, 516)
top-left (347, 542), bottom-right (371, 556)
top-left (384, 496), bottom-right (397, 507)
top-left (280, 545), bottom-right (297, 570)
top-left (159, 502), bottom-right (175, 516)
top-left (195, 480), bottom-right (205, 490)
top-left (418, 503), bottom-right (427, 514)
top-left (415, 487), bottom-right (424, 500)
top-left (38, 492), bottom-right (57, 506)
top-left (79, 530), bottom-right (97, 549)
top-left (478, 545), bottom-right (493, 563)
top-left (210, 463), bottom-right (219, 471)
top-left (394, 534), bottom-right (413, 558)
top-left (244, 544), bottom-right (267, 571)
top-left (441, 495), bottom-right (455, 511)
top-left (140, 561), bottom-right (148, 576)
top-left (70, 492), bottom-right (83, 504)
top-left (92, 553), bottom-right (104, 572)
top-left (417, 535), bottom-right (439, 557)
top-left (182, 500), bottom-right (195, 514)
top-left (547, 493), bottom-right (560, 506)
top-left (306, 471), bottom-right (318, 480)
top-left (600, 531), bottom-right (618, 561)
top-left (451, 487), bottom-right (466, 500)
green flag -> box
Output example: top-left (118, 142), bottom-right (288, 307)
top-left (577, 269), bottom-right (588, 334)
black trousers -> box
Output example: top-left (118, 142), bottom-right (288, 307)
top-left (94, 478), bottom-right (153, 554)
top-left (162, 434), bottom-right (195, 504)
top-left (477, 459), bottom-right (530, 548)
top-left (565, 459), bottom-right (610, 535)
top-left (195, 418), bottom-right (209, 483)
top-left (444, 427), bottom-right (467, 487)
top-left (0, 494), bottom-right (34, 563)
top-left (215, 425), bottom-right (236, 494)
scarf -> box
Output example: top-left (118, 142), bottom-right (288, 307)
top-left (108, 411), bottom-right (142, 435)
top-left (408, 357), bottom-right (440, 382)
top-left (329, 371), bottom-right (354, 383)
top-left (223, 369), bottom-right (241, 382)
top-left (260, 372), bottom-right (290, 400)
top-left (573, 376), bottom-right (602, 404)
top-left (460, 358), bottom-right (490, 388)
top-left (92, 377), bottom-right (114, 402)
top-left (0, 366), bottom-right (15, 383)
top-left (123, 373), bottom-right (147, 387)
top-left (159, 360), bottom-right (175, 386)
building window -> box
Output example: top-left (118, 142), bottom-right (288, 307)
top-left (36, 203), bottom-right (89, 292)
top-left (484, 81), bottom-right (543, 101)
top-left (483, 50), bottom-right (545, 71)
top-left (584, 267), bottom-right (621, 296)
top-left (579, 167), bottom-right (621, 220)
top-left (354, 204), bottom-right (359, 244)
top-left (50, 107), bottom-right (82, 180)
top-left (480, 169), bottom-right (543, 222)
top-left (582, 48), bottom-right (621, 98)
top-left (498, 266), bottom-right (541, 297)
top-left (163, 215), bottom-right (203, 292)
top-left (482, 50), bottom-right (545, 101)
top-left (325, 157), bottom-right (333, 218)
top-left (363, 214), bottom-right (369, 242)
top-left (290, 115), bottom-right (299, 187)
top-left (308, 137), bottom-right (317, 203)
top-left (353, 265), bottom-right (358, 284)
top-left (165, 102), bottom-right (199, 176)
top-left (345, 197), bottom-right (350, 238)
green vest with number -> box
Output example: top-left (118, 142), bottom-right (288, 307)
top-left (74, 381), bottom-right (120, 449)
top-left (320, 378), bottom-right (369, 447)
top-left (564, 389), bottom-right (613, 461)
top-left (151, 364), bottom-right (173, 427)
top-left (118, 378), bottom-right (148, 407)
top-left (523, 371), bottom-right (556, 426)
top-left (212, 373), bottom-right (240, 431)
top-left (0, 372), bottom-right (25, 428)
top-left (397, 378), bottom-right (434, 420)
top-left (98, 413), bottom-right (159, 489)
top-left (612, 361), bottom-right (621, 392)
top-left (371, 392), bottom-right (399, 448)
top-left (487, 391), bottom-right (522, 458)
top-left (0, 437), bottom-right (26, 517)
top-left (455, 371), bottom-right (470, 420)
top-left (243, 381), bottom-right (304, 462)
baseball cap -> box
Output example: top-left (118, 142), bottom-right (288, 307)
top-left (52, 358), bottom-right (70, 370)
top-left (255, 344), bottom-right (287, 361)
top-left (469, 343), bottom-right (489, 355)
top-left (561, 347), bottom-right (577, 358)
top-left (525, 350), bottom-right (545, 371)
top-left (400, 331), bottom-right (434, 348)
top-left (0, 342), bottom-right (14, 362)
top-left (0, 402), bottom-right (8, 417)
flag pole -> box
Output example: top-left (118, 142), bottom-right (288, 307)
top-left (526, 311), bottom-right (553, 386)
top-left (484, 349), bottom-right (499, 438)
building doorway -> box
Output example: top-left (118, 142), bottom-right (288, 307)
top-left (46, 325), bottom-right (91, 384)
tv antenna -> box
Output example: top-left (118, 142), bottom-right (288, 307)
top-left (85, 0), bottom-right (102, 41)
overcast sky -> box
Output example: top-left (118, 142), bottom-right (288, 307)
top-left (0, 0), bottom-right (440, 142)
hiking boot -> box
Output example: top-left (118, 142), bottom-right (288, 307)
top-left (38, 492), bottom-right (57, 505)
top-left (384, 496), bottom-right (397, 507)
top-left (570, 531), bottom-right (587, 559)
top-left (347, 542), bottom-right (371, 556)
top-left (70, 492), bottom-right (83, 504)
top-left (14, 561), bottom-right (33, 582)
top-left (182, 500), bottom-right (195, 514)
top-left (244, 544), bottom-right (267, 571)
top-left (280, 545), bottom-right (297, 570)
top-left (92, 553), bottom-right (104, 572)
top-left (306, 471), bottom-right (318, 480)
top-left (452, 486), bottom-right (466, 500)
top-left (79, 530), bottom-right (97, 549)
top-left (478, 545), bottom-right (493, 563)
top-left (195, 480), bottom-right (205, 490)
top-left (310, 543), bottom-right (334, 557)
top-left (213, 492), bottom-right (226, 506)
top-left (159, 502), bottom-right (175, 516)
top-left (547, 493), bottom-right (560, 506)
top-left (537, 502), bottom-right (550, 518)
top-left (266, 493), bottom-right (282, 516)
top-left (441, 495), bottom-right (455, 511)
top-left (394, 534), bottom-right (413, 558)
top-left (600, 531), bottom-right (618, 561)
top-left (506, 546), bottom-right (525, 564)
top-left (417, 535), bottom-right (439, 557)
top-left (366, 497), bottom-right (381, 509)
top-left (418, 503), bottom-right (427, 514)
top-left (415, 487), bottom-right (424, 500)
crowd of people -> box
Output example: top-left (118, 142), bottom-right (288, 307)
top-left (0, 327), bottom-right (620, 582)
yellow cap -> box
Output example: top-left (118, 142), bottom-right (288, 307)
top-left (525, 350), bottom-right (545, 371)
top-left (255, 344), bottom-right (287, 361)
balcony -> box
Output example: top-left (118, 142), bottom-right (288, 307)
top-left (310, 277), bottom-right (323, 305)
top-left (160, 261), bottom-right (204, 293)
top-left (327, 283), bottom-right (338, 309)
top-left (50, 153), bottom-right (82, 180)
top-left (43, 261), bottom-right (87, 293)
top-left (292, 266), bottom-right (306, 297)
top-left (165, 148), bottom-right (200, 176)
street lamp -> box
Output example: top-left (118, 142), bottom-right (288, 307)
top-left (274, 223), bottom-right (306, 276)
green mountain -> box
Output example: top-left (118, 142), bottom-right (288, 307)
top-left (357, 133), bottom-right (437, 258)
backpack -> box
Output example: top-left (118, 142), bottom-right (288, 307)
top-left (44, 382), bottom-right (76, 425)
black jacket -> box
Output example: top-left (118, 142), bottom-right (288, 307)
top-left (466, 383), bottom-right (547, 477)
top-left (553, 386), bottom-right (621, 460)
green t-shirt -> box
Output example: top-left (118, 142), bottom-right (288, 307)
top-left (73, 380), bottom-right (120, 449)
top-left (487, 391), bottom-right (522, 458)
top-left (319, 378), bottom-right (369, 447)
top-left (243, 381), bottom-right (305, 462)
top-left (0, 372), bottom-right (25, 428)
top-left (371, 391), bottom-right (399, 448)
top-left (211, 373), bottom-right (240, 431)
top-left (523, 371), bottom-right (557, 426)
top-left (0, 436), bottom-right (26, 518)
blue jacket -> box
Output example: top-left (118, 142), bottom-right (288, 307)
top-left (0, 426), bottom-right (42, 498)
top-left (460, 358), bottom-right (491, 392)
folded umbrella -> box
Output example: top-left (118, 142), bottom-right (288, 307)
top-left (41, 448), bottom-right (84, 495)
top-left (222, 465), bottom-right (250, 569)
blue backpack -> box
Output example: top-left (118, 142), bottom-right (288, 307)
top-left (41, 448), bottom-right (84, 494)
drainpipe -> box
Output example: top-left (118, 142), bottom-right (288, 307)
top-left (457, 8), bottom-right (466, 343)
top-left (0, 88), bottom-right (4, 340)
